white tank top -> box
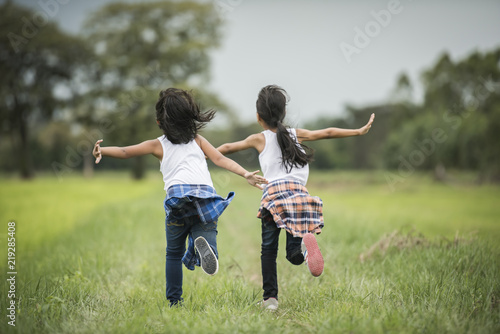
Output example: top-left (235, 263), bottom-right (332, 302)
top-left (157, 136), bottom-right (213, 191)
top-left (258, 129), bottom-right (309, 185)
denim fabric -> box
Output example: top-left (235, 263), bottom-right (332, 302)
top-left (261, 218), bottom-right (304, 300)
top-left (182, 232), bottom-right (198, 270)
top-left (163, 184), bottom-right (233, 306)
top-left (165, 215), bottom-right (218, 306)
top-left (165, 184), bottom-right (233, 272)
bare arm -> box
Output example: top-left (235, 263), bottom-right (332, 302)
top-left (297, 113), bottom-right (375, 142)
top-left (92, 139), bottom-right (163, 163)
top-left (196, 135), bottom-right (267, 189)
top-left (217, 133), bottom-right (265, 155)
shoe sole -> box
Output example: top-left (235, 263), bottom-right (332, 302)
top-left (194, 237), bottom-right (218, 275)
top-left (303, 234), bottom-right (324, 277)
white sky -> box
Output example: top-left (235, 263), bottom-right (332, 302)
top-left (209, 0), bottom-right (500, 125)
top-left (13, 0), bottom-right (500, 125)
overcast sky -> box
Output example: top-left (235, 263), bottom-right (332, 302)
top-left (12, 0), bottom-right (500, 125)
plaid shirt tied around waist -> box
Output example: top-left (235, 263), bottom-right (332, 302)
top-left (164, 184), bottom-right (234, 223)
top-left (257, 179), bottom-right (324, 238)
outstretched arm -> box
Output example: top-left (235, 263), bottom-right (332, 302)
top-left (217, 133), bottom-right (265, 155)
top-left (196, 135), bottom-right (267, 189)
top-left (297, 113), bottom-right (375, 142)
top-left (93, 139), bottom-right (163, 164)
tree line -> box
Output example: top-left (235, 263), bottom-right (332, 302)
top-left (1, 1), bottom-right (499, 182)
top-left (0, 1), bottom-right (228, 180)
top-left (205, 48), bottom-right (500, 183)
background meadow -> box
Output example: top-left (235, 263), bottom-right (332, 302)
top-left (1, 171), bottom-right (499, 333)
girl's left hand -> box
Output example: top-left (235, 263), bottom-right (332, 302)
top-left (244, 171), bottom-right (268, 190)
top-left (359, 113), bottom-right (375, 135)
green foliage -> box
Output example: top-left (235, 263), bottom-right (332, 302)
top-left (79, 1), bottom-right (226, 179)
top-left (304, 116), bottom-right (353, 169)
top-left (303, 105), bottom-right (402, 170)
top-left (0, 172), bottom-right (499, 333)
top-left (0, 2), bottom-right (92, 178)
top-left (301, 48), bottom-right (500, 181)
top-left (83, 1), bottom-right (221, 84)
top-left (382, 49), bottom-right (500, 181)
top-left (0, 1), bottom-right (229, 179)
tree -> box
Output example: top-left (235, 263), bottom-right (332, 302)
top-left (421, 50), bottom-right (500, 180)
top-left (0, 2), bottom-right (91, 178)
top-left (82, 1), bottom-right (226, 179)
top-left (381, 49), bottom-right (500, 181)
top-left (389, 72), bottom-right (414, 104)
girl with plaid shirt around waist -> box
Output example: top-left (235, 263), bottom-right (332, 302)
top-left (217, 85), bottom-right (374, 310)
top-left (92, 88), bottom-right (266, 307)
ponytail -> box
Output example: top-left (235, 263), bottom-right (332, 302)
top-left (276, 121), bottom-right (313, 173)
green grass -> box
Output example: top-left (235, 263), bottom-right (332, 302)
top-left (0, 171), bottom-right (499, 333)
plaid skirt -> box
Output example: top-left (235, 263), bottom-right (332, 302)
top-left (257, 179), bottom-right (324, 238)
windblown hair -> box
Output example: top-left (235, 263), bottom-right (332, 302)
top-left (256, 85), bottom-right (313, 172)
top-left (155, 88), bottom-right (215, 144)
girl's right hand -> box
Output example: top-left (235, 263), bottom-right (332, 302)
top-left (244, 170), bottom-right (268, 190)
top-left (93, 139), bottom-right (103, 164)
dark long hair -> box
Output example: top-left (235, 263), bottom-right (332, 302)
top-left (155, 88), bottom-right (215, 144)
top-left (256, 85), bottom-right (313, 172)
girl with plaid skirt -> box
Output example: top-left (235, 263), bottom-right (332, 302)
top-left (92, 88), bottom-right (266, 307)
top-left (217, 85), bottom-right (374, 310)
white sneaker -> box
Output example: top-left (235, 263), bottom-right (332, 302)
top-left (258, 297), bottom-right (278, 310)
top-left (194, 237), bottom-right (218, 275)
top-left (301, 233), bottom-right (324, 277)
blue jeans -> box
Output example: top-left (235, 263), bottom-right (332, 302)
top-left (165, 215), bottom-right (218, 306)
top-left (261, 217), bottom-right (304, 300)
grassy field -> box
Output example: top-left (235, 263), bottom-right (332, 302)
top-left (0, 171), bottom-right (499, 333)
